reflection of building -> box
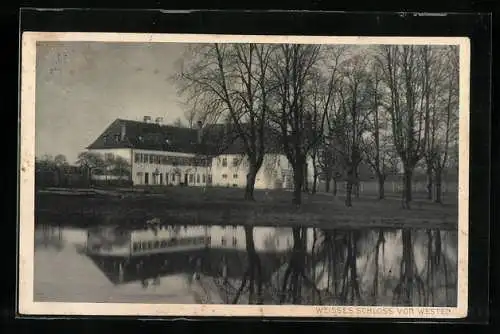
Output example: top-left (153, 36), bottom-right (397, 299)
top-left (84, 224), bottom-right (297, 285)
top-left (86, 225), bottom-right (211, 257)
top-left (86, 117), bottom-right (311, 189)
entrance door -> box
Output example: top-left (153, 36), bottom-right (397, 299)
top-left (184, 174), bottom-right (188, 185)
top-left (144, 172), bottom-right (149, 185)
top-left (159, 173), bottom-right (163, 185)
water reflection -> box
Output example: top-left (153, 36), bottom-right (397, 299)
top-left (34, 223), bottom-right (457, 306)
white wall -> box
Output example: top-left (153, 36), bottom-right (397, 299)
top-left (210, 153), bottom-right (302, 190)
top-left (131, 149), bottom-right (211, 186)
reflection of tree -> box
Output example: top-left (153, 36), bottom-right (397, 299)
top-left (279, 227), bottom-right (322, 304)
top-left (425, 229), bottom-right (452, 306)
top-left (392, 229), bottom-right (426, 306)
top-left (232, 226), bottom-right (264, 304)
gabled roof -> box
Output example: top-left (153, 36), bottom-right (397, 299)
top-left (86, 118), bottom-right (283, 156)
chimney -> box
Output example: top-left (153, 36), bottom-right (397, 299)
top-left (197, 121), bottom-right (203, 144)
top-left (143, 116), bottom-right (151, 123)
top-left (155, 117), bottom-right (163, 125)
top-left (120, 123), bottom-right (126, 141)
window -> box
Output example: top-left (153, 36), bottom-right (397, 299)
top-left (221, 237), bottom-right (226, 246)
top-left (222, 157), bottom-right (227, 167)
top-left (103, 135), bottom-right (108, 143)
top-left (144, 154), bottom-right (149, 164)
top-left (159, 173), bottom-right (163, 185)
top-left (160, 240), bottom-right (168, 248)
top-left (114, 134), bottom-right (120, 142)
top-left (232, 237), bottom-right (238, 246)
top-left (104, 153), bottom-right (114, 160)
top-left (154, 241), bottom-right (160, 249)
top-left (207, 175), bottom-right (212, 184)
top-left (189, 174), bottom-right (194, 183)
top-left (144, 172), bottom-right (149, 185)
top-left (155, 155), bottom-right (161, 164)
top-left (165, 173), bottom-right (169, 184)
top-left (196, 174), bottom-right (200, 183)
top-left (202, 174), bottom-right (206, 183)
top-left (134, 153), bottom-right (140, 163)
top-left (233, 174), bottom-right (238, 179)
top-left (222, 174), bottom-right (228, 179)
top-left (133, 242), bottom-right (139, 252)
top-left (232, 157), bottom-right (239, 167)
top-left (149, 155), bottom-right (154, 164)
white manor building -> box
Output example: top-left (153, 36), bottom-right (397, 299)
top-left (86, 116), bottom-right (311, 190)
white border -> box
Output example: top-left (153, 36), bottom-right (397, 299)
top-left (18, 32), bottom-right (470, 318)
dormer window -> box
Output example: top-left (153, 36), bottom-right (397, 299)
top-left (103, 135), bottom-right (108, 144)
top-left (114, 134), bottom-right (120, 142)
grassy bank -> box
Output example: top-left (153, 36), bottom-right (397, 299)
top-left (35, 186), bottom-right (458, 230)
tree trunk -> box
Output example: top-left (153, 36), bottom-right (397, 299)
top-left (402, 167), bottom-right (413, 209)
top-left (325, 174), bottom-right (331, 193)
top-left (377, 173), bottom-right (385, 200)
top-left (426, 165), bottom-right (433, 200)
top-left (244, 225), bottom-right (262, 304)
top-left (434, 169), bottom-right (443, 204)
top-left (302, 161), bottom-right (309, 193)
top-left (312, 173), bottom-right (318, 194)
top-left (345, 171), bottom-right (354, 207)
top-left (293, 164), bottom-right (304, 206)
top-left (245, 166), bottom-right (258, 200)
top-left (345, 182), bottom-right (353, 207)
top-left (88, 168), bottom-right (93, 187)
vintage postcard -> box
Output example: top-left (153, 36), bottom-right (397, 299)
top-left (18, 32), bottom-right (470, 318)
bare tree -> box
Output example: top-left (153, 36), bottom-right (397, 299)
top-left (426, 46), bottom-right (460, 203)
top-left (54, 154), bottom-right (68, 167)
top-left (376, 45), bottom-right (434, 208)
top-left (329, 51), bottom-right (372, 207)
top-left (361, 61), bottom-right (399, 199)
top-left (305, 46), bottom-right (346, 194)
top-left (268, 44), bottom-right (322, 206)
top-left (75, 151), bottom-right (105, 185)
top-left (175, 43), bottom-right (274, 202)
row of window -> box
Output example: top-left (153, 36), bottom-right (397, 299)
top-left (219, 157), bottom-right (242, 167)
top-left (134, 153), bottom-right (210, 167)
top-left (136, 172), bottom-right (212, 185)
top-left (130, 235), bottom-right (241, 252)
top-left (132, 236), bottom-right (210, 252)
top-left (220, 236), bottom-right (238, 247)
top-left (221, 174), bottom-right (239, 179)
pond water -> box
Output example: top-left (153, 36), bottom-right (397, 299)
top-left (34, 223), bottom-right (458, 306)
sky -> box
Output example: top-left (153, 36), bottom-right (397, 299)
top-left (35, 41), bottom-right (189, 163)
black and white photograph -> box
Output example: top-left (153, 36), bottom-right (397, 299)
top-left (18, 33), bottom-right (470, 318)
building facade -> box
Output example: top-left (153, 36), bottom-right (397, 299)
top-left (86, 117), bottom-right (306, 190)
